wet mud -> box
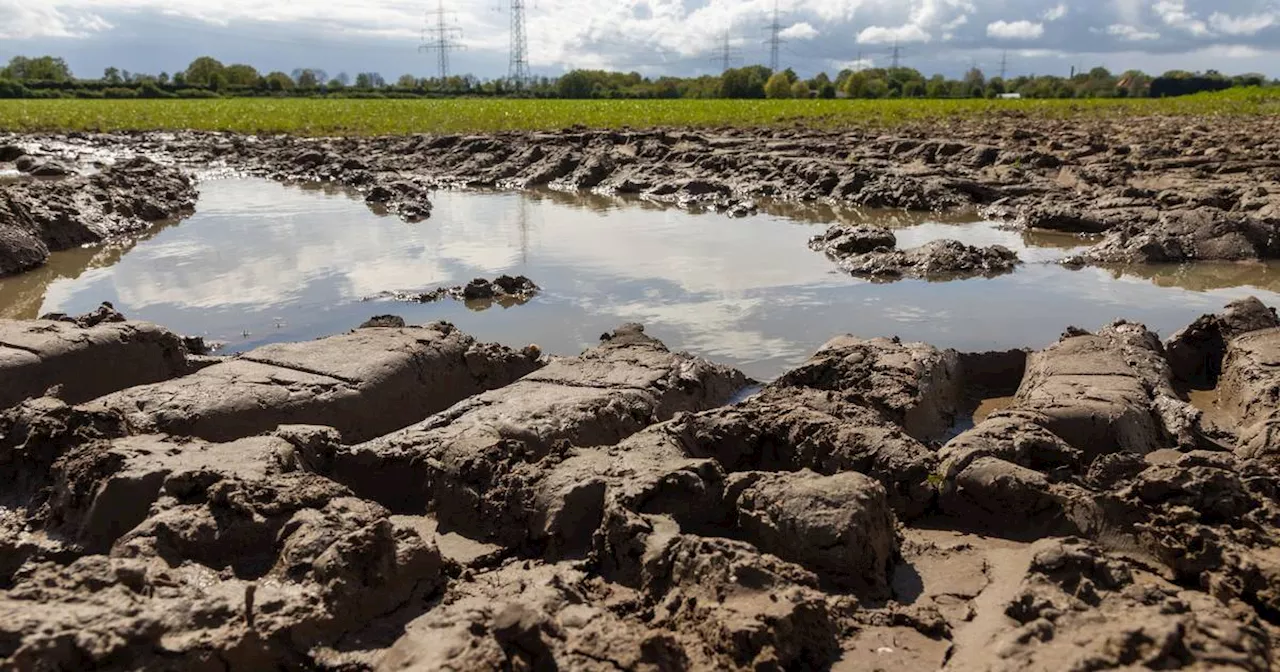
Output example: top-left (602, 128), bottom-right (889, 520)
top-left (4, 114), bottom-right (1280, 280)
top-left (2, 118), bottom-right (1280, 669)
top-left (0, 297), bottom-right (1277, 670)
top-left (364, 275), bottom-right (540, 311)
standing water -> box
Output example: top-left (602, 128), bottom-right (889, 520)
top-left (3, 178), bottom-right (1280, 381)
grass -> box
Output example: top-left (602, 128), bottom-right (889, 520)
top-left (0, 87), bottom-right (1276, 136)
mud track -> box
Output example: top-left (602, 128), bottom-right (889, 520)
top-left (0, 297), bottom-right (1278, 670)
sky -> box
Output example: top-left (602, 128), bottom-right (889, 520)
top-left (2, 0), bottom-right (1279, 81)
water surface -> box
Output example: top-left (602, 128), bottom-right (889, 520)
top-left (4, 178), bottom-right (1279, 381)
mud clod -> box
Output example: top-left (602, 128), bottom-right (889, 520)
top-left (812, 225), bottom-right (1020, 280)
top-left (0, 156), bottom-right (196, 276)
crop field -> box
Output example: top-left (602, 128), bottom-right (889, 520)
top-left (0, 87), bottom-right (1276, 136)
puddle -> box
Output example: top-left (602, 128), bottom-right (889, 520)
top-left (5, 178), bottom-right (1280, 381)
top-left (971, 396), bottom-right (1018, 425)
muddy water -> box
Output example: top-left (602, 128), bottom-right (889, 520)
top-left (5, 178), bottom-right (1280, 381)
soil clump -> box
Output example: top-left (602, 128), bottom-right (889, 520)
top-left (0, 155), bottom-right (196, 276)
top-left (364, 275), bottom-right (540, 310)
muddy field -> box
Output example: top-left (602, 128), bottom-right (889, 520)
top-left (3, 116), bottom-right (1280, 670)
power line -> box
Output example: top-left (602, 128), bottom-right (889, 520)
top-left (418, 0), bottom-right (464, 80)
top-left (763, 0), bottom-right (785, 72)
top-left (710, 30), bottom-right (741, 73)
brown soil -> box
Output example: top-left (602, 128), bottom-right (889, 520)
top-left (0, 297), bottom-right (1278, 670)
top-left (3, 117), bottom-right (1280, 669)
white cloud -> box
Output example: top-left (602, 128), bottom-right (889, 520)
top-left (1043, 3), bottom-right (1068, 21)
top-left (779, 21), bottom-right (819, 40)
top-left (857, 23), bottom-right (932, 44)
top-left (1208, 12), bottom-right (1278, 36)
top-left (987, 19), bottom-right (1045, 39)
top-left (0, 1), bottom-right (112, 39)
top-left (1152, 0), bottom-right (1210, 36)
top-left (1105, 24), bottom-right (1161, 40)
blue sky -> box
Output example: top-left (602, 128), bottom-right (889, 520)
top-left (2, 0), bottom-right (1278, 80)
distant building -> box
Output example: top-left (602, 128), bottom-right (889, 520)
top-left (997, 93), bottom-right (1022, 100)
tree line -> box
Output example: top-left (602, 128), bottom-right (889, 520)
top-left (0, 54), bottom-right (1273, 100)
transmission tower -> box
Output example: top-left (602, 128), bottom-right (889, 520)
top-left (419, 0), bottom-right (464, 81)
top-left (763, 1), bottom-right (785, 72)
top-left (999, 50), bottom-right (1009, 80)
top-left (507, 0), bottom-right (530, 88)
top-left (710, 31), bottom-right (741, 73)
top-left (889, 41), bottom-right (904, 69)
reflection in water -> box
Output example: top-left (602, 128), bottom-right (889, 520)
top-left (0, 218), bottom-right (183, 319)
top-left (6, 178), bottom-right (1280, 381)
top-left (1099, 261), bottom-right (1280, 294)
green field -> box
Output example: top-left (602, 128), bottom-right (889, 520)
top-left (0, 88), bottom-right (1276, 135)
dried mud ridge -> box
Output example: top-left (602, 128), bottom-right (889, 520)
top-left (4, 114), bottom-right (1280, 280)
top-left (2, 296), bottom-right (1280, 669)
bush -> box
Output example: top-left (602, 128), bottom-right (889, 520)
top-left (103, 87), bottom-right (138, 99)
top-left (137, 82), bottom-right (174, 98)
top-left (0, 79), bottom-right (30, 98)
top-left (176, 88), bottom-right (221, 99)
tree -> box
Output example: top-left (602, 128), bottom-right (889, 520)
top-left (790, 80), bottom-right (810, 98)
top-left (103, 67), bottom-right (123, 85)
top-left (157, 72), bottom-right (170, 85)
top-left (963, 67), bottom-right (985, 89)
top-left (327, 79), bottom-right (345, 90)
top-left (183, 57), bottom-right (226, 87)
top-left (863, 78), bottom-right (889, 98)
top-left (719, 66), bottom-right (769, 98)
top-left (354, 72), bottom-right (384, 88)
top-left (1, 56), bottom-right (73, 81)
top-left (223, 64), bottom-right (260, 87)
top-left (558, 70), bottom-right (593, 98)
top-left (396, 74), bottom-right (418, 89)
top-left (296, 70), bottom-right (319, 88)
top-left (264, 71), bottom-right (295, 91)
top-left (764, 72), bottom-right (792, 98)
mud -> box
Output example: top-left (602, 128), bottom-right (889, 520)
top-left (7, 113), bottom-right (1279, 274)
top-left (364, 274), bottom-right (540, 310)
top-left (0, 154), bottom-right (196, 276)
top-left (2, 114), bottom-right (1280, 668)
top-left (85, 321), bottom-right (542, 443)
top-left (811, 224), bottom-right (1020, 280)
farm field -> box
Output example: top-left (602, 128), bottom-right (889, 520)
top-left (0, 86), bottom-right (1277, 135)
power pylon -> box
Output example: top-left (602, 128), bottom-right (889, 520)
top-left (419, 0), bottom-right (464, 80)
top-left (710, 30), bottom-right (741, 73)
top-left (763, 0), bottom-right (785, 72)
top-left (889, 41), bottom-right (904, 69)
top-left (999, 50), bottom-right (1009, 80)
top-left (507, 0), bottom-right (530, 88)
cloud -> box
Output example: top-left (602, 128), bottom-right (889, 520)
top-left (1042, 3), bottom-right (1068, 21)
top-left (0, 1), bottom-right (112, 39)
top-left (857, 23), bottom-right (932, 44)
top-left (1152, 0), bottom-right (1211, 36)
top-left (1208, 12), bottom-right (1278, 36)
top-left (1103, 24), bottom-right (1161, 41)
top-left (987, 19), bottom-right (1045, 39)
top-left (780, 21), bottom-right (819, 40)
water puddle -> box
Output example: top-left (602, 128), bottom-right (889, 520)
top-left (4, 178), bottom-right (1280, 381)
